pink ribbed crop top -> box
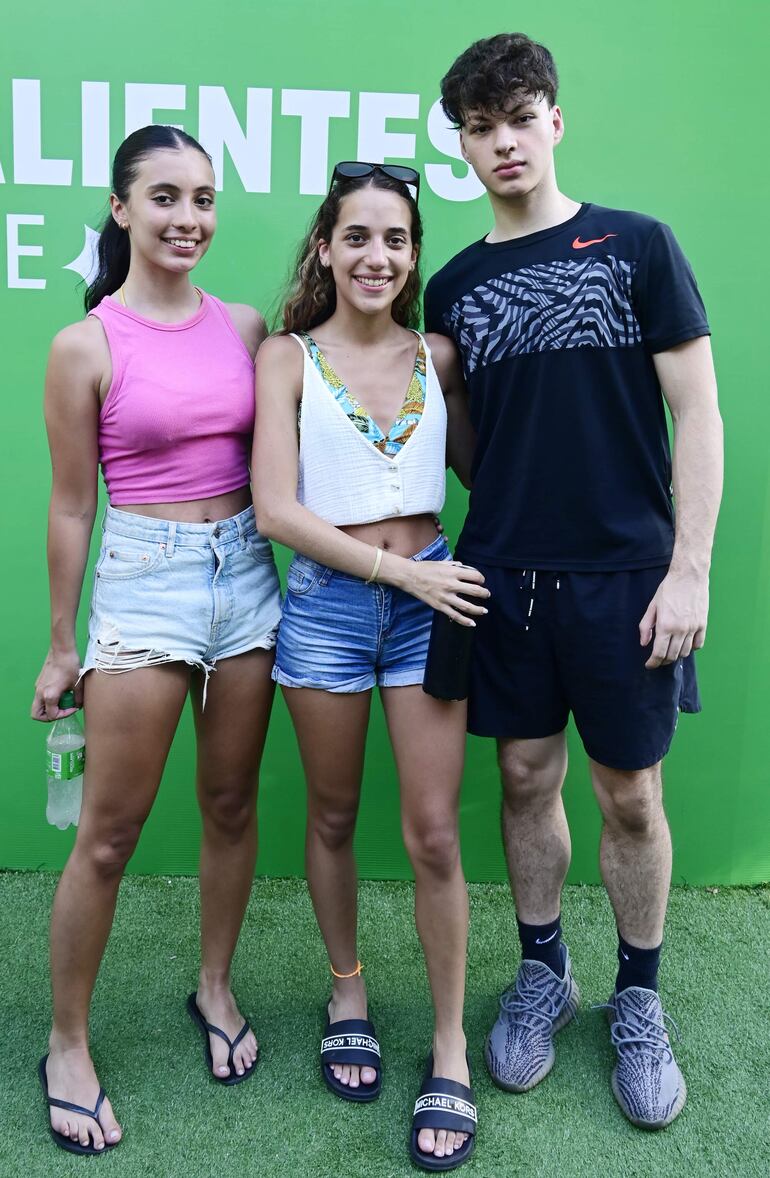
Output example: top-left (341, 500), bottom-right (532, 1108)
top-left (88, 290), bottom-right (255, 504)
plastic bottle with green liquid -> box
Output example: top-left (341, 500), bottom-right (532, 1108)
top-left (45, 691), bottom-right (85, 830)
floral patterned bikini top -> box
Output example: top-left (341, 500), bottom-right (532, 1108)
top-left (301, 332), bottom-right (427, 459)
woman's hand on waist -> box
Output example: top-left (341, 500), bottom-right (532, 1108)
top-left (381, 553), bottom-right (489, 625)
top-left (32, 648), bottom-right (83, 722)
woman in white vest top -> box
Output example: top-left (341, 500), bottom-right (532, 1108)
top-left (253, 164), bottom-right (488, 1171)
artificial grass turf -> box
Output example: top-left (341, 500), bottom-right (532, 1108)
top-left (1, 875), bottom-right (768, 1178)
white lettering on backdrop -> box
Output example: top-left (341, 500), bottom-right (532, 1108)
top-left (280, 89), bottom-right (350, 195)
top-left (124, 83), bottom-right (187, 136)
top-left (81, 82), bottom-right (110, 187)
top-left (7, 214), bottom-right (46, 289)
top-left (357, 92), bottom-right (420, 165)
top-left (12, 81), bottom-right (73, 186)
top-left (198, 87), bottom-right (273, 193)
top-left (2, 78), bottom-right (483, 288)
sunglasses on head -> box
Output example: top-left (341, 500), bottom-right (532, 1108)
top-left (329, 161), bottom-right (420, 201)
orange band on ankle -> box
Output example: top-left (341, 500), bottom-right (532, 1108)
top-left (330, 960), bottom-right (363, 979)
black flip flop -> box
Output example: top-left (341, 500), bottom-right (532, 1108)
top-left (186, 992), bottom-right (258, 1085)
top-left (320, 1008), bottom-right (382, 1102)
top-left (409, 1053), bottom-right (476, 1171)
top-left (38, 1054), bottom-right (118, 1156)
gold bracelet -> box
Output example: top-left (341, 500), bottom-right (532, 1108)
top-left (366, 547), bottom-right (383, 584)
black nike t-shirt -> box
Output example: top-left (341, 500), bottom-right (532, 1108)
top-left (424, 203), bottom-right (710, 570)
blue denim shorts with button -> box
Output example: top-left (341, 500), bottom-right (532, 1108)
top-left (82, 505), bottom-right (282, 687)
top-left (273, 534), bottom-right (450, 692)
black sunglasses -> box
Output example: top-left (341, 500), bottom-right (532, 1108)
top-left (329, 161), bottom-right (420, 201)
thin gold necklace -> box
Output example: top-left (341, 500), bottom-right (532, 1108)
top-left (117, 285), bottom-right (202, 310)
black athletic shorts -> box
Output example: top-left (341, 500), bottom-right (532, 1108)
top-left (465, 564), bottom-right (701, 770)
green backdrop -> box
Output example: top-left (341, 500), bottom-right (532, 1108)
top-left (2, 0), bottom-right (767, 885)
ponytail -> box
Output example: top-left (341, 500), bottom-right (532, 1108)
top-left (84, 216), bottom-right (131, 312)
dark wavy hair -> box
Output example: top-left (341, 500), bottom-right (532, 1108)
top-left (84, 125), bottom-right (212, 312)
top-left (440, 33), bottom-right (559, 128)
top-left (282, 171), bottom-right (423, 334)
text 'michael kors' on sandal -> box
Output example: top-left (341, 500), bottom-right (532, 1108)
top-left (320, 959), bottom-right (382, 1103)
top-left (409, 1052), bottom-right (477, 1172)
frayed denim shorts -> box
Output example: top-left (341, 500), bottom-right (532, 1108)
top-left (82, 505), bottom-right (282, 690)
top-left (273, 534), bottom-right (450, 692)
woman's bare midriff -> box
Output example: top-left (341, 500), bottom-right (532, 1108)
top-left (341, 513), bottom-right (440, 559)
top-left (113, 485), bottom-right (252, 523)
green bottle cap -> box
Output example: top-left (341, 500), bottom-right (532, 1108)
top-left (58, 691), bottom-right (76, 709)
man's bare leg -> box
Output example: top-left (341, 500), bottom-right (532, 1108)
top-left (498, 732), bottom-right (570, 923)
top-left (486, 730), bottom-right (578, 1094)
top-left (589, 757), bottom-right (684, 1129)
top-left (590, 759), bottom-right (671, 952)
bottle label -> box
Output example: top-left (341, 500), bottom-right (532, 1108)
top-left (47, 746), bottom-right (85, 781)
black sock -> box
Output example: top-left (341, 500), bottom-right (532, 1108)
top-left (517, 915), bottom-right (564, 976)
top-left (616, 933), bottom-right (661, 993)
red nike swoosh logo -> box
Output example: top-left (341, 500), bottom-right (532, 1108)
top-left (572, 234), bottom-right (618, 249)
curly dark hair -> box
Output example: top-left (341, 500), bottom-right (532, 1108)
top-left (282, 171), bottom-right (423, 334)
top-left (440, 33), bottom-right (559, 129)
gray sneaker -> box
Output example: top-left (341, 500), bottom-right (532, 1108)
top-left (485, 944), bottom-right (580, 1092)
top-left (607, 986), bottom-right (687, 1129)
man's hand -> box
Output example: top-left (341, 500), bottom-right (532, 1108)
top-left (639, 571), bottom-right (709, 668)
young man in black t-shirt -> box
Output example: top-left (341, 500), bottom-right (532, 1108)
top-left (425, 33), bottom-right (723, 1130)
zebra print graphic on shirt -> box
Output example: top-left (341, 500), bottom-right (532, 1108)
top-left (443, 256), bottom-right (641, 374)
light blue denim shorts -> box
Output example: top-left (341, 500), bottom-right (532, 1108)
top-left (82, 505), bottom-right (282, 684)
top-left (273, 534), bottom-right (450, 692)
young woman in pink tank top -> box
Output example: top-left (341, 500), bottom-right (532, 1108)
top-left (254, 166), bottom-right (488, 1171)
top-left (31, 126), bottom-right (281, 1155)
